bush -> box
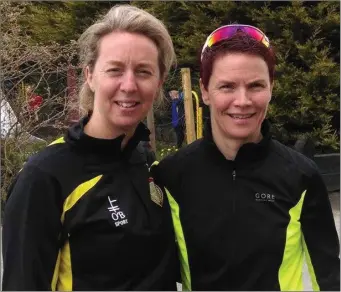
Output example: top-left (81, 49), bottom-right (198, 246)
top-left (156, 141), bottom-right (179, 160)
top-left (1, 136), bottom-right (47, 214)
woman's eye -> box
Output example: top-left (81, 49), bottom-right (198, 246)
top-left (220, 84), bottom-right (234, 90)
top-left (107, 68), bottom-right (121, 73)
top-left (250, 83), bottom-right (264, 89)
top-left (137, 70), bottom-right (152, 75)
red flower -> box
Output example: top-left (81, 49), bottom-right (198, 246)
top-left (28, 94), bottom-right (43, 111)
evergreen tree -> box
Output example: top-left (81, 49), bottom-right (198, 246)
top-left (251, 1), bottom-right (340, 152)
top-left (15, 1), bottom-right (340, 152)
top-left (134, 1), bottom-right (340, 152)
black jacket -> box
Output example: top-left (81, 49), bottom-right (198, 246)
top-left (2, 117), bottom-right (178, 291)
top-left (153, 120), bottom-right (340, 291)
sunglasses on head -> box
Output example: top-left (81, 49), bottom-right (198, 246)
top-left (201, 24), bottom-right (270, 59)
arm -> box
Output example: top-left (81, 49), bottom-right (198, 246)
top-left (301, 168), bottom-right (340, 291)
top-left (179, 91), bottom-right (184, 102)
top-left (151, 156), bottom-right (191, 289)
top-left (2, 165), bottom-right (62, 291)
top-left (152, 153), bottom-right (182, 196)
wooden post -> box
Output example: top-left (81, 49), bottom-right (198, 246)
top-left (192, 90), bottom-right (203, 139)
top-left (181, 68), bottom-right (196, 144)
top-left (197, 107), bottom-right (203, 139)
top-left (147, 107), bottom-right (156, 153)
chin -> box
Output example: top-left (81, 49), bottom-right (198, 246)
top-left (111, 117), bottom-right (140, 132)
top-left (224, 127), bottom-right (256, 141)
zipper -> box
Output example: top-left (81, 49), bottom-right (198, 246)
top-left (230, 168), bottom-right (237, 277)
top-left (232, 169), bottom-right (236, 213)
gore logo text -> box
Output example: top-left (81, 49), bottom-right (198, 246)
top-left (255, 193), bottom-right (275, 202)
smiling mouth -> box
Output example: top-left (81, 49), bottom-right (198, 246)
top-left (115, 101), bottom-right (140, 108)
top-left (226, 113), bottom-right (256, 119)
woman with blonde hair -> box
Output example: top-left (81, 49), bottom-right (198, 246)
top-left (2, 5), bottom-right (180, 290)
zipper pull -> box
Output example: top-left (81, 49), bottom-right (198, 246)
top-left (232, 169), bottom-right (236, 180)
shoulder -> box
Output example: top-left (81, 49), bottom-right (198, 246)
top-left (159, 139), bottom-right (204, 169)
top-left (151, 139), bottom-right (204, 185)
top-left (24, 136), bottom-right (81, 179)
top-left (8, 135), bottom-right (90, 204)
top-left (136, 141), bottom-right (156, 167)
top-left (6, 159), bottom-right (63, 208)
top-left (270, 139), bottom-right (320, 177)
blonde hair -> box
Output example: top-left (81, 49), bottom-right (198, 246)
top-left (78, 4), bottom-right (176, 116)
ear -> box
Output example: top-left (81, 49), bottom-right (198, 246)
top-left (200, 78), bottom-right (210, 106)
top-left (85, 66), bottom-right (94, 92)
top-left (152, 78), bottom-right (164, 101)
top-left (158, 78), bottom-right (164, 88)
top-left (270, 81), bottom-right (274, 93)
top-left (153, 76), bottom-right (164, 99)
top-left (158, 73), bottom-right (166, 89)
top-left (269, 81), bottom-right (274, 101)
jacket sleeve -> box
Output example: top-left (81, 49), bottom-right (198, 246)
top-left (301, 167), bottom-right (340, 291)
top-left (153, 154), bottom-right (182, 196)
top-left (2, 165), bottom-right (62, 291)
top-left (152, 157), bottom-right (185, 286)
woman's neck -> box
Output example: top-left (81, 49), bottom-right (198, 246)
top-left (211, 120), bottom-right (262, 161)
top-left (84, 113), bottom-right (135, 149)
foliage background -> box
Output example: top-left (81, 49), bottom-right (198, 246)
top-left (1, 1), bottom-right (340, 207)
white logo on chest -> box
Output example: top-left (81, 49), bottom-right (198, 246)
top-left (107, 196), bottom-right (128, 227)
top-left (255, 193), bottom-right (276, 202)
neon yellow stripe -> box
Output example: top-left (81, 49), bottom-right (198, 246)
top-left (51, 252), bottom-right (61, 291)
top-left (57, 241), bottom-right (72, 291)
top-left (61, 175), bottom-right (102, 223)
top-left (46, 136), bottom-right (65, 290)
top-left (278, 190), bottom-right (306, 291)
top-left (150, 161), bottom-right (191, 289)
top-left (20, 137), bottom-right (64, 174)
top-left (51, 175), bottom-right (102, 290)
top-left (303, 235), bottom-right (320, 291)
top-left (150, 160), bottom-right (159, 170)
top-left (166, 189), bottom-right (191, 291)
top-left (49, 137), bottom-right (65, 146)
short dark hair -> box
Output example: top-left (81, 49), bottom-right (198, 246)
top-left (200, 32), bottom-right (276, 89)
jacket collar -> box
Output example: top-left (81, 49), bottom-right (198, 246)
top-left (203, 118), bottom-right (272, 165)
top-left (65, 115), bottom-right (151, 163)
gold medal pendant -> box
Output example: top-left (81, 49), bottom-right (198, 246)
top-left (149, 178), bottom-right (164, 207)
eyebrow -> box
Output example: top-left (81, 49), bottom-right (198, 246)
top-left (217, 80), bottom-right (236, 85)
top-left (105, 60), bottom-right (155, 68)
top-left (216, 79), bottom-right (267, 88)
top-left (220, 79), bottom-right (266, 83)
top-left (248, 79), bottom-right (267, 84)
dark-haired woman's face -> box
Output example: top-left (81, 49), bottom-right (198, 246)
top-left (201, 52), bottom-right (272, 143)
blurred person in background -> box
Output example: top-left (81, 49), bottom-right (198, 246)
top-left (169, 89), bottom-right (185, 148)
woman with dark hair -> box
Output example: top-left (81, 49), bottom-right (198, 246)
top-left (153, 24), bottom-right (340, 291)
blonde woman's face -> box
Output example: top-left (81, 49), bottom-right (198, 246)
top-left (86, 31), bottom-right (161, 133)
